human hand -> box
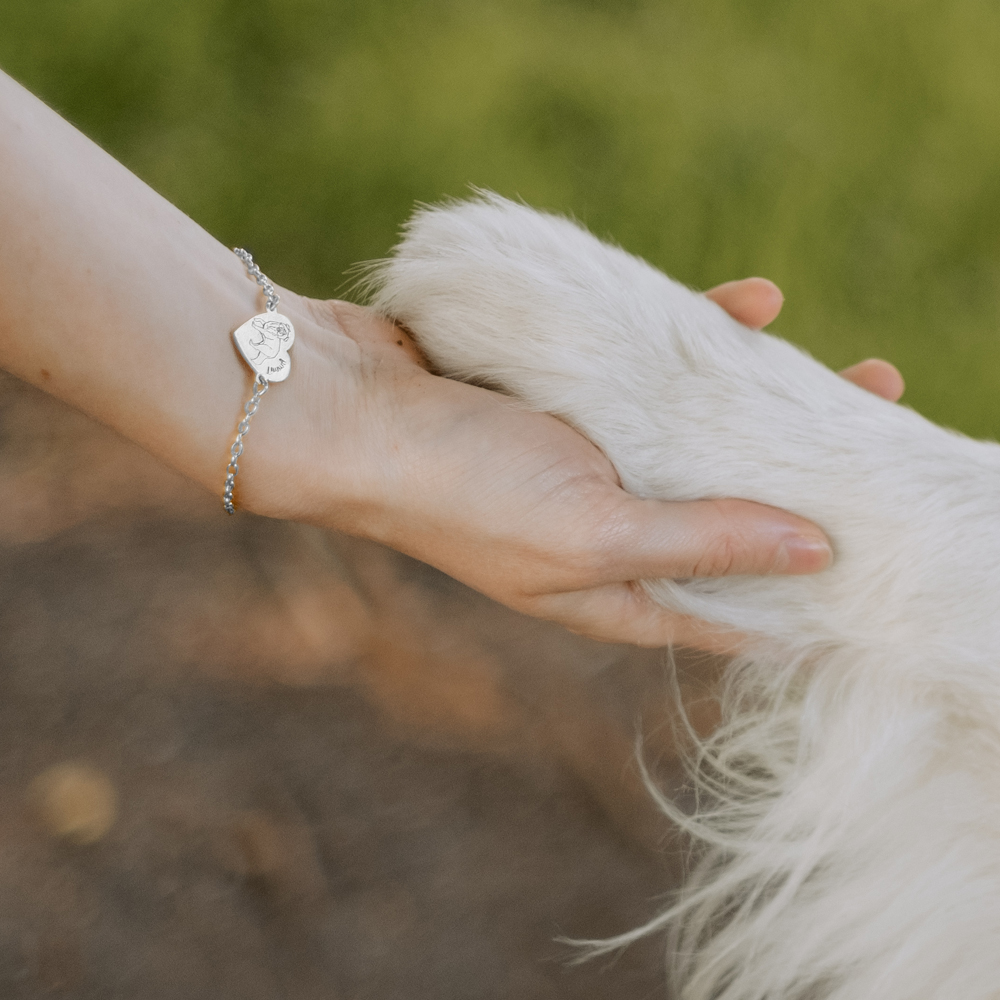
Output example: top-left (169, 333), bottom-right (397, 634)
top-left (0, 73), bottom-right (906, 650)
top-left (246, 278), bottom-right (902, 650)
top-left (706, 278), bottom-right (905, 402)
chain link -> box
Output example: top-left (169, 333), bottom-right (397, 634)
top-left (223, 374), bottom-right (269, 514)
top-left (224, 248), bottom-right (282, 513)
top-left (232, 247), bottom-right (279, 312)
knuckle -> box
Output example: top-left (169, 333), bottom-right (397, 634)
top-left (690, 531), bottom-right (747, 577)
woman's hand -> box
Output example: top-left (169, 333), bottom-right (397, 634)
top-left (706, 278), bottom-right (905, 402)
top-left (0, 71), bottom-right (904, 651)
top-left (247, 278), bottom-right (903, 650)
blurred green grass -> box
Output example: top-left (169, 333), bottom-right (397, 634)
top-left (2, 0), bottom-right (999, 434)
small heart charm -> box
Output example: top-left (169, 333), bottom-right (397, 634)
top-left (232, 312), bottom-right (295, 382)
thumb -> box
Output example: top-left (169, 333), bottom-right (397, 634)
top-left (595, 496), bottom-right (833, 584)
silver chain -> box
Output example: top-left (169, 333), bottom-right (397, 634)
top-left (224, 248), bottom-right (280, 514)
top-left (223, 373), bottom-right (269, 514)
top-left (233, 247), bottom-right (279, 312)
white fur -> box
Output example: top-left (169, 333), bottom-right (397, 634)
top-left (369, 194), bottom-right (1000, 1000)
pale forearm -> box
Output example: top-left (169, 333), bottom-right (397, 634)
top-left (0, 70), bottom-right (853, 648)
top-left (0, 69), bottom-right (283, 497)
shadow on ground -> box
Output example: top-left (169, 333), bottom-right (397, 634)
top-left (0, 372), bottom-right (723, 999)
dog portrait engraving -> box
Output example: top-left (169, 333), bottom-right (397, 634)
top-left (232, 313), bottom-right (295, 381)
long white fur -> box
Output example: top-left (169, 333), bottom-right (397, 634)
top-left (369, 193), bottom-right (1000, 1000)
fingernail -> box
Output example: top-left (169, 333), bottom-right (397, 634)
top-left (775, 535), bottom-right (833, 574)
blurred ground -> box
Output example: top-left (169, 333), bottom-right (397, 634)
top-left (0, 371), bottom-right (727, 998)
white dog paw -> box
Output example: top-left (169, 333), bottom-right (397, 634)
top-left (371, 193), bottom-right (1000, 1000)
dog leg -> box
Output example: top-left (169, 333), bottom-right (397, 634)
top-left (371, 193), bottom-right (1000, 1000)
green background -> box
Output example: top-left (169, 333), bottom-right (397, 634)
top-left (3, 0), bottom-right (999, 435)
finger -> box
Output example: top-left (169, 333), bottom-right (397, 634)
top-left (589, 496), bottom-right (832, 586)
top-left (526, 580), bottom-right (749, 651)
top-left (705, 278), bottom-right (784, 329)
top-left (839, 358), bottom-right (905, 402)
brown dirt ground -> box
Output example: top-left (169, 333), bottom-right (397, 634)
top-left (0, 371), bottom-right (723, 1000)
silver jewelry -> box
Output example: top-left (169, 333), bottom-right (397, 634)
top-left (223, 249), bottom-right (295, 514)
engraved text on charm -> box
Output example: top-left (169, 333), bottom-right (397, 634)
top-left (232, 312), bottom-right (295, 382)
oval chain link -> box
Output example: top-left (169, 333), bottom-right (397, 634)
top-left (222, 373), bottom-right (269, 514)
top-left (232, 247), bottom-right (279, 312)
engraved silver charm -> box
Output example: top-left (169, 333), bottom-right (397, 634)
top-left (232, 312), bottom-right (295, 382)
top-left (224, 249), bottom-right (293, 514)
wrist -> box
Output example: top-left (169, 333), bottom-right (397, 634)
top-left (222, 292), bottom-right (386, 530)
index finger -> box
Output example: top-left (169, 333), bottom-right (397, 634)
top-left (590, 495), bottom-right (832, 585)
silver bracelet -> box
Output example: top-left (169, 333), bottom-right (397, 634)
top-left (223, 248), bottom-right (295, 514)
